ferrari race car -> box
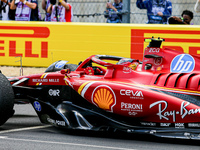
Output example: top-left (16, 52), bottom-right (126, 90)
top-left (2, 37), bottom-right (200, 140)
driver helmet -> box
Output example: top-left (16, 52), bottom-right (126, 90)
top-left (117, 58), bottom-right (134, 65)
top-left (128, 63), bottom-right (138, 71)
top-left (118, 58), bottom-right (138, 70)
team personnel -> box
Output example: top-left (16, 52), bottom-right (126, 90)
top-left (168, 10), bottom-right (193, 25)
top-left (104, 0), bottom-right (123, 23)
top-left (42, 0), bottom-right (51, 21)
top-left (136, 0), bottom-right (172, 24)
top-left (10, 0), bottom-right (39, 21)
top-left (0, 0), bottom-right (15, 20)
top-left (47, 0), bottom-right (72, 22)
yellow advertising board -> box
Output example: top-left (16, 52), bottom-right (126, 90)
top-left (0, 21), bottom-right (200, 67)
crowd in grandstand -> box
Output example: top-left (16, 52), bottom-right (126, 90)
top-left (0, 0), bottom-right (197, 24)
top-left (104, 0), bottom-right (123, 23)
top-left (0, 0), bottom-right (72, 21)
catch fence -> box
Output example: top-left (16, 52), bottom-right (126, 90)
top-left (39, 0), bottom-right (200, 24)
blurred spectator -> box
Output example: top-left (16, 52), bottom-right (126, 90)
top-left (136, 0), bottom-right (172, 24)
top-left (104, 0), bottom-right (123, 23)
top-left (168, 10), bottom-right (193, 25)
top-left (10, 0), bottom-right (40, 21)
top-left (194, 0), bottom-right (200, 13)
top-left (0, 0), bottom-right (15, 20)
top-left (47, 0), bottom-right (72, 22)
top-left (42, 0), bottom-right (51, 21)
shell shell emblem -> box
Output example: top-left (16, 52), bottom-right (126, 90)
top-left (92, 85), bottom-right (116, 112)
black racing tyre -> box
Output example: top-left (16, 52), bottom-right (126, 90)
top-left (0, 73), bottom-right (14, 126)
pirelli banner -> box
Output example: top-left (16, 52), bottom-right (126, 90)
top-left (0, 21), bottom-right (200, 67)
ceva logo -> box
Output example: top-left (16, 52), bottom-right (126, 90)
top-left (170, 54), bottom-right (195, 73)
top-left (120, 89), bottom-right (144, 99)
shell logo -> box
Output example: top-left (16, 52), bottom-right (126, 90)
top-left (92, 85), bottom-right (116, 112)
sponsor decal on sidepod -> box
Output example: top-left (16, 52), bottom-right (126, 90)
top-left (120, 89), bottom-right (144, 99)
top-left (150, 100), bottom-right (200, 122)
top-left (170, 54), bottom-right (195, 73)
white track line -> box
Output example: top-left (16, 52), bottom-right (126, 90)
top-left (0, 125), bottom-right (136, 150)
top-left (0, 125), bottom-right (51, 134)
top-left (0, 136), bottom-right (136, 150)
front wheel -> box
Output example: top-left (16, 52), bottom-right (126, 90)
top-left (0, 73), bottom-right (14, 125)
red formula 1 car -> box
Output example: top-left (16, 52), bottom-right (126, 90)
top-left (2, 37), bottom-right (200, 140)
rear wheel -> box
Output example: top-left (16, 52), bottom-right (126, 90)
top-left (0, 73), bottom-right (14, 125)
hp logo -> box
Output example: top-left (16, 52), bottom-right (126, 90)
top-left (170, 54), bottom-right (195, 73)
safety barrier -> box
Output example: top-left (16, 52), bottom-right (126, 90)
top-left (0, 21), bottom-right (200, 67)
